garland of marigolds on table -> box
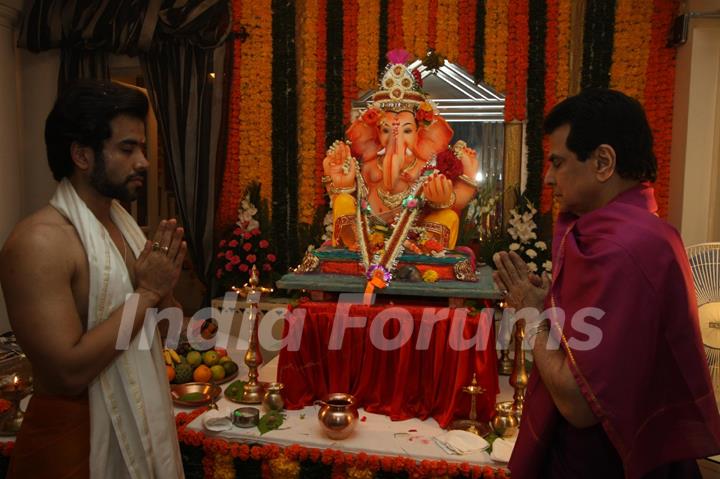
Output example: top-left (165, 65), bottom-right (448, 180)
top-left (175, 407), bottom-right (510, 479)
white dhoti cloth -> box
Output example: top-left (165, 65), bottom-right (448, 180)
top-left (51, 179), bottom-right (184, 479)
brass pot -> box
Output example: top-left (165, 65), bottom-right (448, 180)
top-left (315, 393), bottom-right (359, 440)
top-left (491, 401), bottom-right (519, 438)
top-left (262, 382), bottom-right (284, 412)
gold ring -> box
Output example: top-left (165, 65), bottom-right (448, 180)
top-left (152, 242), bottom-right (161, 251)
top-left (161, 246), bottom-right (170, 254)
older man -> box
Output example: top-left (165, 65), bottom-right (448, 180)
top-left (494, 89), bottom-right (720, 478)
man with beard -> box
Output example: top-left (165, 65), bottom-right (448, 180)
top-left (0, 81), bottom-right (186, 478)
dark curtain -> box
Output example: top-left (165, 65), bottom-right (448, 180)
top-left (141, 1), bottom-right (230, 295)
top-left (17, 0), bottom-right (231, 292)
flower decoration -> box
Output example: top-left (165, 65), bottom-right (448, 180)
top-left (411, 68), bottom-right (423, 88)
top-left (415, 101), bottom-right (434, 126)
top-left (506, 198), bottom-right (552, 274)
top-left (423, 148), bottom-right (464, 181)
top-left (215, 185), bottom-right (278, 290)
top-left (361, 107), bottom-right (383, 125)
top-left (422, 269), bottom-right (439, 283)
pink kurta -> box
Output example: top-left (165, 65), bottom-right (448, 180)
top-left (510, 184), bottom-right (720, 478)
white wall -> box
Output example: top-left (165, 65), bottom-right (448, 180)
top-left (670, 2), bottom-right (720, 246)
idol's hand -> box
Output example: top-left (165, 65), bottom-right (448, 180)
top-left (492, 251), bottom-right (550, 313)
top-left (423, 173), bottom-right (453, 206)
top-left (322, 141), bottom-right (356, 189)
top-left (135, 219), bottom-right (187, 300)
top-left (457, 144), bottom-right (479, 177)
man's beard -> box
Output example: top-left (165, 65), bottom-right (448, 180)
top-left (89, 151), bottom-right (142, 202)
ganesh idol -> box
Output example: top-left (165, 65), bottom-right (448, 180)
top-left (323, 55), bottom-right (479, 260)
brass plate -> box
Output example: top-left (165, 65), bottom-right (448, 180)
top-left (171, 382), bottom-right (222, 407)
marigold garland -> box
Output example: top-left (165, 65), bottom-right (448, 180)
top-left (555, 0), bottom-right (571, 102)
top-left (609, 0), bottom-right (653, 102)
top-left (216, 0), bottom-right (246, 233)
top-left (343, 0), bottom-right (360, 125)
top-left (176, 408), bottom-right (510, 478)
top-left (314, 0), bottom-right (328, 207)
top-left (356, 0), bottom-right (381, 92)
top-left (644, 0), bottom-right (677, 218)
top-left (540, 0), bottom-right (559, 213)
top-left (504, 0), bottom-right (529, 121)
top-left (457, 0), bottom-right (477, 73)
top-left (483, 0), bottom-right (508, 94)
top-left (388, 0), bottom-right (404, 50)
top-left (237, 0), bottom-right (273, 206)
top-left (427, 0), bottom-right (438, 50)
top-left (435, 0), bottom-right (459, 63)
top-left (297, 0), bottom-right (320, 222)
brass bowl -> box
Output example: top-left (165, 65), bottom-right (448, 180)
top-left (171, 382), bottom-right (221, 407)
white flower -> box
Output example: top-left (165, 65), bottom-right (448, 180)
top-left (509, 243), bottom-right (521, 251)
top-left (535, 241), bottom-right (547, 251)
top-left (528, 262), bottom-right (538, 272)
top-left (543, 260), bottom-right (553, 272)
top-left (526, 249), bottom-right (537, 258)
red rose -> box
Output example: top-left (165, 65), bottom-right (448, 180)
top-left (262, 263), bottom-right (272, 272)
top-left (224, 250), bottom-right (234, 260)
top-left (230, 255), bottom-right (241, 265)
top-left (216, 252), bottom-right (224, 258)
top-left (259, 239), bottom-right (269, 248)
top-left (228, 239), bottom-right (238, 247)
top-left (243, 232), bottom-right (252, 239)
top-left (219, 239), bottom-right (226, 247)
top-left (434, 149), bottom-right (463, 180)
top-left (224, 263), bottom-right (233, 272)
top-left (239, 263), bottom-right (249, 272)
top-left (243, 242), bottom-right (252, 251)
top-left (251, 228), bottom-right (261, 236)
top-left (216, 268), bottom-right (222, 278)
top-left (233, 227), bottom-right (242, 236)
top-left (246, 254), bottom-right (257, 263)
top-left (266, 254), bottom-right (276, 262)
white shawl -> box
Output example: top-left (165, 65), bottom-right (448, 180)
top-left (50, 179), bottom-right (184, 479)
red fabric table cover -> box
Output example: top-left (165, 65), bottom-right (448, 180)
top-left (277, 301), bottom-right (499, 428)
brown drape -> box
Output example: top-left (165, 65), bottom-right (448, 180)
top-left (17, 0), bottom-right (231, 289)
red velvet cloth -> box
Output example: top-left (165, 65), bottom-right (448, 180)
top-left (510, 184), bottom-right (720, 478)
top-left (278, 301), bottom-right (499, 428)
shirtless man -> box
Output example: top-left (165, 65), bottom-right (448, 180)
top-left (0, 81), bottom-right (185, 478)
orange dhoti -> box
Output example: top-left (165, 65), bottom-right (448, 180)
top-left (7, 393), bottom-right (90, 479)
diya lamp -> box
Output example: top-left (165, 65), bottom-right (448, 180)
top-left (233, 265), bottom-right (273, 404)
top-left (449, 373), bottom-right (491, 436)
top-left (0, 375), bottom-right (32, 434)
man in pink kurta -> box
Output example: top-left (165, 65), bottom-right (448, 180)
top-left (494, 89), bottom-right (720, 478)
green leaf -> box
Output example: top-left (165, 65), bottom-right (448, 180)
top-left (225, 380), bottom-right (247, 401)
top-left (257, 411), bottom-right (285, 435)
top-left (179, 392), bottom-right (205, 402)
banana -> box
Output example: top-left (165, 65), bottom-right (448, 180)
top-left (163, 350), bottom-right (173, 366)
top-left (168, 349), bottom-right (181, 364)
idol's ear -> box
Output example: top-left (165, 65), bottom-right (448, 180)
top-left (594, 144), bottom-right (616, 182)
top-left (415, 116), bottom-right (454, 161)
top-left (346, 117), bottom-right (380, 161)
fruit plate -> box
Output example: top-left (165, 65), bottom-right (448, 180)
top-left (171, 382), bottom-right (222, 407)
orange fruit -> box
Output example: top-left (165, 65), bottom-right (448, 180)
top-left (166, 365), bottom-right (175, 382)
top-left (193, 365), bottom-right (212, 383)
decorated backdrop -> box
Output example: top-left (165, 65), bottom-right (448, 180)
top-left (216, 0), bottom-right (679, 271)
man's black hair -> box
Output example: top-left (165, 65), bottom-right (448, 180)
top-left (543, 88), bottom-right (657, 182)
top-left (44, 80), bottom-right (149, 181)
